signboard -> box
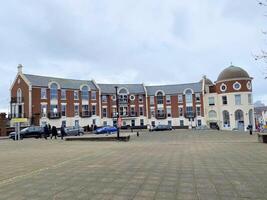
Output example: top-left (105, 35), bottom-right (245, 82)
top-left (118, 117), bottom-right (122, 128)
top-left (11, 118), bottom-right (28, 123)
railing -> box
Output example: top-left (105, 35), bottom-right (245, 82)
top-left (184, 112), bottom-right (196, 119)
top-left (48, 112), bottom-right (61, 119)
top-left (9, 113), bottom-right (26, 118)
top-left (156, 112), bottom-right (166, 119)
top-left (111, 112), bottom-right (138, 118)
top-left (80, 111), bottom-right (91, 118)
top-left (10, 97), bottom-right (24, 103)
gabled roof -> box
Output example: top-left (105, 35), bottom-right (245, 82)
top-left (24, 74), bottom-right (97, 90)
top-left (98, 84), bottom-right (145, 94)
top-left (145, 82), bottom-right (202, 96)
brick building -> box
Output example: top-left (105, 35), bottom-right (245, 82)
top-left (9, 64), bottom-right (254, 131)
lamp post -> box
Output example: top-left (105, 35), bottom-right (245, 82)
top-left (115, 86), bottom-right (120, 140)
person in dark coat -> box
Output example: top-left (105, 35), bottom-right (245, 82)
top-left (60, 125), bottom-right (65, 140)
top-left (51, 126), bottom-right (57, 139)
top-left (48, 124), bottom-right (52, 138)
top-left (247, 125), bottom-right (253, 135)
top-left (43, 124), bottom-right (49, 140)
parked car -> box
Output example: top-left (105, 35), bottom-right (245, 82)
top-left (151, 125), bottom-right (172, 131)
top-left (60, 126), bottom-right (84, 136)
top-left (95, 126), bottom-right (117, 134)
top-left (9, 126), bottom-right (44, 140)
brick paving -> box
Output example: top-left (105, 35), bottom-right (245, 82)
top-left (0, 130), bottom-right (267, 200)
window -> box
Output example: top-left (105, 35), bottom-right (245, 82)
top-left (247, 81), bottom-right (252, 90)
top-left (82, 105), bottom-right (89, 116)
top-left (103, 121), bottom-right (107, 126)
top-left (92, 105), bottom-right (96, 115)
top-left (222, 110), bottom-right (230, 127)
top-left (150, 107), bottom-right (155, 117)
top-left (248, 94), bottom-right (252, 105)
top-left (196, 107), bottom-right (201, 116)
top-left (208, 97), bottom-right (215, 106)
top-left (220, 83), bottom-right (227, 92)
top-left (140, 119), bottom-right (144, 126)
top-left (178, 94), bottom-right (183, 103)
top-left (41, 88), bottom-right (47, 99)
top-left (130, 95), bottom-right (135, 101)
top-left (167, 107), bottom-right (171, 117)
top-left (74, 90), bottom-right (79, 100)
top-left (50, 83), bottom-right (58, 100)
top-left (61, 89), bottom-right (66, 100)
top-left (41, 105), bottom-right (47, 117)
top-left (179, 107), bottom-right (183, 117)
top-left (166, 95), bottom-right (171, 104)
top-left (180, 120), bottom-right (184, 126)
top-left (81, 86), bottom-right (89, 100)
top-left (130, 107), bottom-right (135, 116)
top-left (208, 110), bottom-right (217, 118)
top-left (222, 96), bottom-right (227, 105)
top-left (112, 94), bottom-right (116, 101)
top-left (74, 105), bottom-right (79, 116)
top-left (50, 105), bottom-right (58, 113)
top-left (197, 120), bottom-right (202, 126)
top-left (139, 95), bottom-right (143, 103)
top-left (150, 96), bottom-right (154, 105)
top-left (156, 92), bottom-right (164, 104)
top-left (62, 121), bottom-right (66, 127)
top-left (131, 120), bottom-right (135, 127)
top-left (75, 120), bottom-right (79, 127)
top-left (139, 107), bottom-right (144, 116)
top-left (235, 94), bottom-right (241, 105)
top-left (102, 95), bottom-right (107, 103)
top-left (168, 120), bottom-right (172, 126)
top-left (195, 93), bottom-right (201, 102)
top-left (61, 104), bottom-right (66, 117)
top-left (233, 82), bottom-right (241, 91)
top-left (102, 108), bottom-right (107, 117)
top-left (91, 91), bottom-right (96, 100)
top-left (185, 89), bottom-right (193, 103)
top-left (186, 106), bottom-right (193, 115)
top-left (119, 95), bottom-right (128, 103)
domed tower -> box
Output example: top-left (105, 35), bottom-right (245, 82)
top-left (214, 65), bottom-right (254, 131)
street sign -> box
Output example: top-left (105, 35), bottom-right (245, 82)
top-left (11, 118), bottom-right (28, 123)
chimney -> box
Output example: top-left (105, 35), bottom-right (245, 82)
top-left (17, 64), bottom-right (23, 74)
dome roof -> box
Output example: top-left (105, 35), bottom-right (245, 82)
top-left (199, 77), bottom-right (213, 85)
top-left (217, 65), bottom-right (250, 82)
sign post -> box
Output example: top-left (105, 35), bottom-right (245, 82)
top-left (11, 118), bottom-right (27, 141)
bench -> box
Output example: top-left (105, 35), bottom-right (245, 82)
top-left (257, 133), bottom-right (267, 143)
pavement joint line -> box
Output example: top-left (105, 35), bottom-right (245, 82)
top-left (0, 153), bottom-right (92, 187)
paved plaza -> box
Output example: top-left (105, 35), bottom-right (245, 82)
top-left (0, 130), bottom-right (267, 200)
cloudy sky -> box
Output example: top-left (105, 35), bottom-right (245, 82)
top-left (0, 0), bottom-right (266, 112)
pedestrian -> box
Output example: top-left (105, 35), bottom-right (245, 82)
top-left (43, 124), bottom-right (49, 140)
top-left (51, 126), bottom-right (57, 139)
top-left (248, 125), bottom-right (253, 135)
top-left (60, 125), bottom-right (65, 140)
top-left (48, 124), bottom-right (52, 138)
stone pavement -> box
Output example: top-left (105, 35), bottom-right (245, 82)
top-left (0, 130), bottom-right (267, 200)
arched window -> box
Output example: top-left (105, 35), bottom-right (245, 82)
top-left (156, 91), bottom-right (164, 104)
top-left (222, 110), bottom-right (230, 127)
top-left (50, 83), bottom-right (58, 100)
top-left (208, 110), bottom-right (217, 118)
top-left (118, 88), bottom-right (128, 103)
top-left (235, 109), bottom-right (244, 121)
top-left (185, 89), bottom-right (193, 103)
top-left (17, 88), bottom-right (22, 102)
top-left (81, 86), bottom-right (89, 100)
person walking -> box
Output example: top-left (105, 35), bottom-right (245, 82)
top-left (60, 125), bottom-right (65, 140)
top-left (43, 124), bottom-right (49, 140)
top-left (48, 124), bottom-right (52, 138)
top-left (51, 126), bottom-right (58, 139)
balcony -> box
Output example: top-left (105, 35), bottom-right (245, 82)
top-left (9, 113), bottom-right (26, 119)
top-left (10, 97), bottom-right (24, 103)
top-left (48, 112), bottom-right (61, 119)
top-left (80, 111), bottom-right (91, 118)
top-left (156, 111), bottom-right (166, 119)
top-left (111, 112), bottom-right (138, 118)
top-left (185, 112), bottom-right (196, 119)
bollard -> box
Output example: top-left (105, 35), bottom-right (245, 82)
top-left (137, 131), bottom-right (139, 137)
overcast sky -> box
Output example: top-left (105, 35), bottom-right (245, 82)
top-left (0, 0), bottom-right (266, 112)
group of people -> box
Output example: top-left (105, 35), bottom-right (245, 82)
top-left (42, 124), bottom-right (66, 140)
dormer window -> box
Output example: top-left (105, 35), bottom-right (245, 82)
top-left (74, 90), bottom-right (79, 100)
top-left (81, 86), bottom-right (89, 100)
top-left (50, 83), bottom-right (58, 100)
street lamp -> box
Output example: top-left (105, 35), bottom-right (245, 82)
top-left (115, 86), bottom-right (120, 140)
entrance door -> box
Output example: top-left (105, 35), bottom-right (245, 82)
top-left (18, 105), bottom-right (23, 118)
